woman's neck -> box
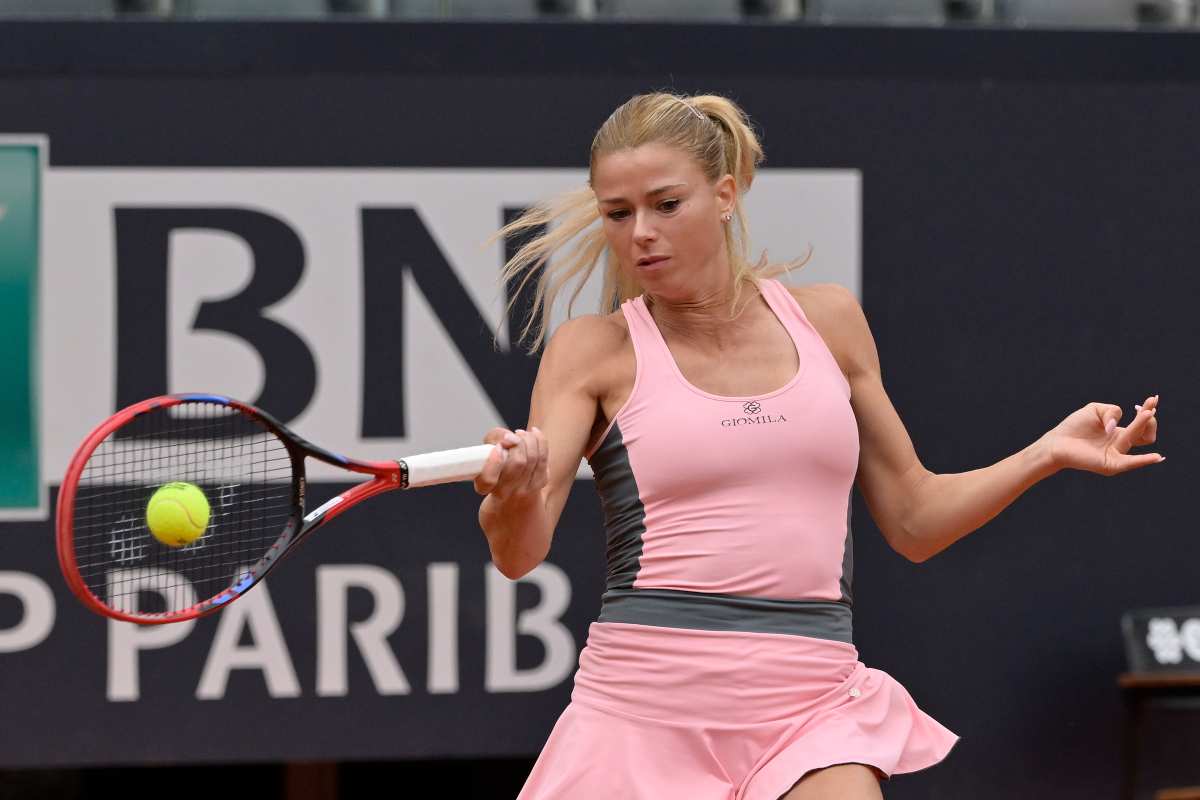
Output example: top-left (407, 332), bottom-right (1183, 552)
top-left (646, 276), bottom-right (762, 348)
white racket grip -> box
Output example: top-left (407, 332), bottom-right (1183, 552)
top-left (400, 444), bottom-right (497, 488)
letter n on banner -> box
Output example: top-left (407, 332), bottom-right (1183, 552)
top-left (0, 137), bottom-right (47, 520)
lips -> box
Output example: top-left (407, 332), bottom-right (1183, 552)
top-left (636, 255), bottom-right (670, 267)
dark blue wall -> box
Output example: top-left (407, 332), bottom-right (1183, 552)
top-left (0, 20), bottom-right (1195, 800)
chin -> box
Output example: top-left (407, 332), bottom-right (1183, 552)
top-left (637, 273), bottom-right (694, 303)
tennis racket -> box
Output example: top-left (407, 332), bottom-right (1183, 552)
top-left (56, 393), bottom-right (495, 625)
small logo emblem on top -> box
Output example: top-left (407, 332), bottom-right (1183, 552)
top-left (723, 400), bottom-right (787, 428)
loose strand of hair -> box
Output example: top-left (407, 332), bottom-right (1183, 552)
top-left (493, 185), bottom-right (604, 352)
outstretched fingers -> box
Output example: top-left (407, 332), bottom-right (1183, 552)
top-left (1117, 405), bottom-right (1156, 449)
top-left (1115, 448), bottom-right (1166, 472)
top-left (1113, 395), bottom-right (1164, 470)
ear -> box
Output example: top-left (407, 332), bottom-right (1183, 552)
top-left (714, 173), bottom-right (737, 216)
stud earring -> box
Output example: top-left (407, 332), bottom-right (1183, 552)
top-left (721, 212), bottom-right (732, 223)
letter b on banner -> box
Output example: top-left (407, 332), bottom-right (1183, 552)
top-left (114, 208), bottom-right (316, 423)
top-left (486, 563), bottom-right (574, 692)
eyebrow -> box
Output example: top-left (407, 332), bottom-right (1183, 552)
top-left (598, 183), bottom-right (687, 205)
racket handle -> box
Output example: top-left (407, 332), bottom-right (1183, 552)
top-left (400, 444), bottom-right (497, 489)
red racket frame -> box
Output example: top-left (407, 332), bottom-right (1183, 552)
top-left (56, 393), bottom-right (404, 624)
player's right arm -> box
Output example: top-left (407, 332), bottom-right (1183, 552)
top-left (476, 314), bottom-right (623, 579)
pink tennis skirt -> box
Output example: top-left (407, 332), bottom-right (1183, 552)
top-left (517, 621), bottom-right (959, 800)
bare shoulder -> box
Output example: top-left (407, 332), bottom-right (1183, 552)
top-left (542, 310), bottom-right (629, 362)
top-left (783, 282), bottom-right (876, 380)
top-left (537, 310), bottom-right (631, 393)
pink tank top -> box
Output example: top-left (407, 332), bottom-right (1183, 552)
top-left (585, 278), bottom-right (860, 643)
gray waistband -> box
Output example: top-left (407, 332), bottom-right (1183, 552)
top-left (598, 588), bottom-right (854, 644)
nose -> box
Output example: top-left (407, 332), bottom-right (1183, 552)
top-left (633, 209), bottom-right (657, 245)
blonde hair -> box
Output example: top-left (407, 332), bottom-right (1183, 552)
top-left (496, 91), bottom-right (806, 351)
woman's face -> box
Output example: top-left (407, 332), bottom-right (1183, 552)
top-left (592, 142), bottom-right (735, 301)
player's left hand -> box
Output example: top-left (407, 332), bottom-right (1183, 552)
top-left (1042, 393), bottom-right (1164, 476)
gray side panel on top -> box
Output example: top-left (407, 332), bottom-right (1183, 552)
top-left (839, 489), bottom-right (854, 605)
top-left (588, 421), bottom-right (647, 591)
top-left (600, 588), bottom-right (854, 643)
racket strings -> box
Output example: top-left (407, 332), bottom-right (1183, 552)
top-left (71, 401), bottom-right (296, 617)
top-left (67, 461), bottom-right (294, 506)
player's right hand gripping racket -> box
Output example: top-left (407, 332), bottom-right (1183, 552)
top-left (56, 393), bottom-right (494, 625)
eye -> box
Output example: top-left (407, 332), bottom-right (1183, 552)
top-left (606, 209), bottom-right (630, 221)
top-left (658, 199), bottom-right (681, 213)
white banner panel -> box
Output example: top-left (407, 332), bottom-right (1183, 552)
top-left (42, 168), bottom-right (859, 482)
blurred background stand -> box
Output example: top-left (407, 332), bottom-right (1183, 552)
top-left (1120, 607), bottom-right (1200, 800)
top-left (285, 762), bottom-right (338, 800)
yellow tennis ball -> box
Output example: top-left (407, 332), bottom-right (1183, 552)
top-left (146, 482), bottom-right (210, 547)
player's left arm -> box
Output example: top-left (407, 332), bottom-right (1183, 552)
top-left (795, 283), bottom-right (1059, 563)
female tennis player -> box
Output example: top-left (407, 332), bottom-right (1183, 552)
top-left (474, 91), bottom-right (1163, 800)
